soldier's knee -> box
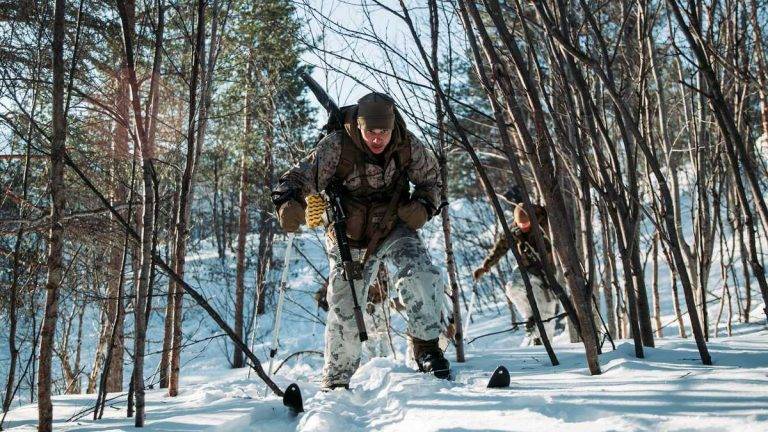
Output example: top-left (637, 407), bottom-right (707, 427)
top-left (397, 268), bottom-right (440, 299)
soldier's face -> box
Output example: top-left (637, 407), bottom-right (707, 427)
top-left (359, 127), bottom-right (392, 154)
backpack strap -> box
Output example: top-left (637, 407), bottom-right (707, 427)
top-left (335, 134), bottom-right (360, 180)
top-left (395, 133), bottom-right (412, 172)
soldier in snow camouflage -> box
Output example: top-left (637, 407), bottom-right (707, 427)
top-left (474, 203), bottom-right (559, 345)
top-left (272, 92), bottom-right (450, 389)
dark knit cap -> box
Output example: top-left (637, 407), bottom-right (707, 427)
top-left (357, 92), bottom-right (395, 130)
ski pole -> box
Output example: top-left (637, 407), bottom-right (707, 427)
top-left (463, 283), bottom-right (478, 338)
top-left (268, 232), bottom-right (296, 376)
top-left (247, 244), bottom-right (272, 380)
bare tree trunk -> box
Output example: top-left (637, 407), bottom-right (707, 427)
top-left (659, 235), bottom-right (687, 338)
top-left (59, 303), bottom-right (85, 395)
top-left (428, 0), bottom-right (464, 363)
top-left (611, 209), bottom-right (645, 355)
top-left (169, 0), bottom-right (206, 397)
top-left (652, 232), bottom-right (663, 338)
top-left (116, 0), bottom-right (162, 424)
top-left (255, 224), bottom-right (274, 315)
top-left (254, 84), bottom-right (277, 319)
top-left (233, 157), bottom-right (248, 366)
top-left (734, 197), bottom-right (752, 322)
top-left (233, 152), bottom-right (249, 368)
top-left (234, 46), bottom-right (252, 368)
top-left (598, 204), bottom-right (616, 339)
top-left (212, 158), bottom-right (225, 262)
top-left (160, 183), bottom-right (178, 389)
top-left (104, 65), bottom-right (130, 393)
top-left (38, 0), bottom-right (67, 428)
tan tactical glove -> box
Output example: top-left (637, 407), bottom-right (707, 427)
top-left (278, 200), bottom-right (305, 233)
top-left (397, 200), bottom-right (429, 230)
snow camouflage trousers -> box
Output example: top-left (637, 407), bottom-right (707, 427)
top-left (362, 301), bottom-right (390, 359)
top-left (322, 223), bottom-right (442, 387)
top-left (505, 273), bottom-right (558, 344)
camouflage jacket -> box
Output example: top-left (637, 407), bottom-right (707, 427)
top-left (480, 225), bottom-right (553, 277)
top-left (274, 107), bottom-right (442, 246)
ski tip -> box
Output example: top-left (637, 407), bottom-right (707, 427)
top-left (283, 383), bottom-right (304, 414)
top-left (487, 365), bottom-right (510, 389)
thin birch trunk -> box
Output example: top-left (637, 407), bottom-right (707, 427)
top-left (38, 0), bottom-right (67, 428)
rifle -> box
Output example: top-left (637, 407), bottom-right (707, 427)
top-left (298, 72), bottom-right (368, 342)
top-left (299, 72), bottom-right (344, 132)
top-left (324, 180), bottom-right (368, 342)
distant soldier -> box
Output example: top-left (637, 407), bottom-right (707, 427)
top-left (474, 203), bottom-right (559, 344)
top-left (273, 92), bottom-right (449, 390)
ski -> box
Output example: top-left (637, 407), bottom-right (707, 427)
top-left (487, 365), bottom-right (510, 389)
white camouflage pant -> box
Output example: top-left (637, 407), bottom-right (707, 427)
top-left (505, 272), bottom-right (558, 344)
top-left (322, 224), bottom-right (442, 387)
top-left (362, 301), bottom-right (390, 359)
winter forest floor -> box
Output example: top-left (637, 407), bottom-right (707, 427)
top-left (4, 313), bottom-right (768, 432)
top-left (4, 205), bottom-right (768, 432)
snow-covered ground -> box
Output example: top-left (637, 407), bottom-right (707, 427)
top-left (4, 311), bottom-right (767, 431)
top-left (3, 199), bottom-right (768, 431)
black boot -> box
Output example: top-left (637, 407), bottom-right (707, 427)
top-left (412, 337), bottom-right (451, 379)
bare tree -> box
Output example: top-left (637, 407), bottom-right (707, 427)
top-left (37, 0), bottom-right (67, 429)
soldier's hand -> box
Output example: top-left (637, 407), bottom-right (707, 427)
top-left (473, 267), bottom-right (487, 281)
top-left (278, 200), bottom-right (306, 233)
top-left (397, 200), bottom-right (429, 230)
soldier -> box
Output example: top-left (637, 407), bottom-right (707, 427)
top-left (272, 92), bottom-right (448, 390)
top-left (473, 203), bottom-right (559, 345)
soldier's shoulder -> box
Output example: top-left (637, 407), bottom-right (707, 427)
top-left (315, 131), bottom-right (345, 155)
top-left (404, 130), bottom-right (423, 146)
top-left (318, 130), bottom-right (345, 146)
top-left (402, 131), bottom-right (432, 160)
